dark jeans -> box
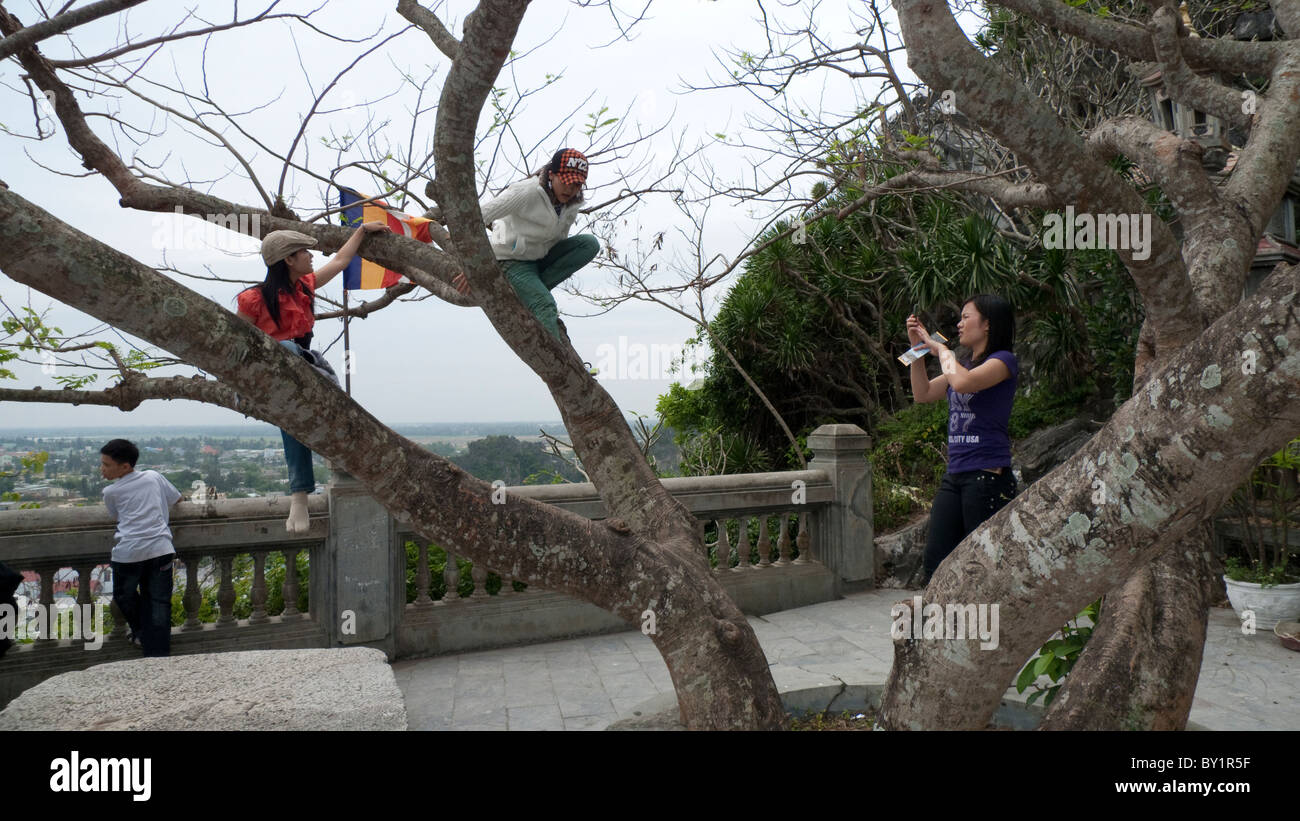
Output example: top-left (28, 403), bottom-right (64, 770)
top-left (111, 553), bottom-right (175, 657)
top-left (923, 469), bottom-right (1018, 577)
top-left (0, 561), bottom-right (20, 658)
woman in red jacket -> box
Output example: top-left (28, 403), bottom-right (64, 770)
top-left (237, 222), bottom-right (384, 532)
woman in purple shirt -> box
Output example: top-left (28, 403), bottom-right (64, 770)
top-left (906, 294), bottom-right (1018, 579)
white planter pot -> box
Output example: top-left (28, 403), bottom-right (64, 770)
top-left (1224, 576), bottom-right (1300, 631)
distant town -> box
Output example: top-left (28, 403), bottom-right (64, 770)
top-left (0, 422), bottom-right (591, 510)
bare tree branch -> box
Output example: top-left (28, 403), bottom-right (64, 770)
top-left (43, 3), bottom-right (378, 69)
top-left (0, 374), bottom-right (255, 415)
top-left (0, 0), bottom-right (146, 61)
top-left (1141, 6), bottom-right (1252, 134)
top-left (397, 0), bottom-right (460, 59)
top-left (0, 12), bottom-right (473, 306)
top-left (1086, 115), bottom-right (1220, 222)
top-left (891, 0), bottom-right (1203, 354)
top-left (314, 282), bottom-right (419, 320)
top-left (989, 0), bottom-right (1280, 76)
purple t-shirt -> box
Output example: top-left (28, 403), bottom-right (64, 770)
top-left (946, 350), bottom-right (1018, 473)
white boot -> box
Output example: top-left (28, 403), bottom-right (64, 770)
top-left (286, 491), bottom-right (309, 534)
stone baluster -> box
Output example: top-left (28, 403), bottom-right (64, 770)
top-left (715, 519), bottom-right (731, 572)
top-left (281, 548), bottom-right (301, 618)
top-left (75, 563), bottom-right (95, 607)
top-left (76, 562), bottom-right (96, 646)
top-left (106, 562), bottom-right (126, 639)
top-left (249, 551), bottom-right (269, 624)
top-left (469, 562), bottom-right (489, 599)
top-left (412, 543), bottom-right (433, 605)
top-left (735, 518), bottom-right (751, 570)
top-left (216, 555), bottom-right (236, 626)
top-left (757, 518), bottom-right (772, 568)
top-left (697, 519), bottom-right (708, 561)
top-left (495, 571), bottom-right (512, 597)
top-left (181, 552), bottom-right (202, 630)
top-left (777, 516), bottom-right (793, 565)
top-left (442, 551), bottom-right (460, 602)
top-left (37, 564), bottom-right (56, 637)
top-left (794, 512), bottom-right (811, 564)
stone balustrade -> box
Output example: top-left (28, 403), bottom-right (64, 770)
top-left (0, 424), bottom-right (872, 707)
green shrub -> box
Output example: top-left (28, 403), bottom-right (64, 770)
top-left (1015, 598), bottom-right (1100, 708)
top-left (1008, 383), bottom-right (1091, 440)
top-left (869, 402), bottom-right (947, 532)
top-left (1224, 556), bottom-right (1297, 587)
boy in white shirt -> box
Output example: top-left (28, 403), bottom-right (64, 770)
top-left (101, 439), bottom-right (182, 657)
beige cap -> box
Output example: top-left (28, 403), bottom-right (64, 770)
top-left (260, 230), bottom-right (317, 266)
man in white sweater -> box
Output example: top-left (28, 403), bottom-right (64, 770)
top-left (455, 148), bottom-right (599, 341)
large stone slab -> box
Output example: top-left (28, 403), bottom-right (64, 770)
top-left (0, 648), bottom-right (406, 731)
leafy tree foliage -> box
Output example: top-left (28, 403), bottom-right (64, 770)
top-left (450, 435), bottom-right (586, 486)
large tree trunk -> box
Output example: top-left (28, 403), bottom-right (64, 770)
top-left (876, 262), bottom-right (1300, 730)
top-left (1039, 523), bottom-right (1218, 729)
top-left (877, 0), bottom-right (1300, 730)
top-left (0, 181), bottom-right (787, 732)
top-left (1042, 315), bottom-right (1219, 730)
top-left (0, 0), bottom-right (790, 729)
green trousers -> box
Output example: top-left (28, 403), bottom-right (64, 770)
top-left (501, 234), bottom-right (599, 340)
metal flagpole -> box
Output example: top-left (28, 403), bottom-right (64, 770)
top-left (342, 288), bottom-right (352, 396)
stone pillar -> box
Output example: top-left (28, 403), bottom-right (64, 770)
top-left (807, 424), bottom-right (873, 592)
top-left (322, 465), bottom-right (401, 656)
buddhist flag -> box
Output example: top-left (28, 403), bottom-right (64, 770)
top-left (337, 187), bottom-right (435, 290)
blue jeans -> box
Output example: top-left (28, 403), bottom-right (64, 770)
top-left (111, 553), bottom-right (175, 657)
top-left (923, 469), bottom-right (1017, 576)
top-left (501, 234), bottom-right (599, 340)
top-left (278, 339), bottom-right (316, 494)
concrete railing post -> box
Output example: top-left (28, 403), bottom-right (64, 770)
top-left (807, 424), bottom-right (873, 593)
top-left (322, 466), bottom-right (401, 657)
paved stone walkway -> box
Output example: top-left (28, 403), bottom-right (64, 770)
top-left (390, 589), bottom-right (1300, 730)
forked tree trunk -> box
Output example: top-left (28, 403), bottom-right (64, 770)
top-left (0, 0), bottom-right (791, 729)
top-left (876, 263), bottom-right (1300, 730)
top-left (0, 184), bottom-right (789, 731)
top-left (1039, 523), bottom-right (1218, 729)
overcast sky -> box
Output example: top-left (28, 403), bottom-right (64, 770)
top-left (0, 0), bottom-right (968, 430)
